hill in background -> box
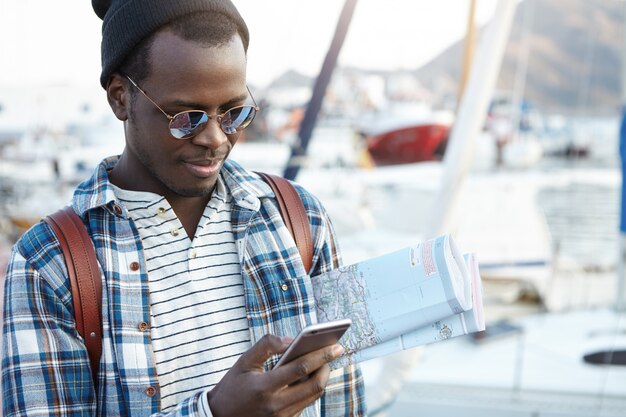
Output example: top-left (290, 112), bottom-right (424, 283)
top-left (416, 0), bottom-right (624, 115)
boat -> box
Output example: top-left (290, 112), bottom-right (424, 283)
top-left (0, 120), bottom-right (125, 238)
top-left (352, 102), bottom-right (454, 166)
top-left (364, 122), bottom-right (450, 165)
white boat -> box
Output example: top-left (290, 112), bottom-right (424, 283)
top-left (363, 307), bottom-right (626, 417)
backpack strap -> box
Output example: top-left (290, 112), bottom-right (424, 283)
top-left (256, 172), bottom-right (314, 273)
top-left (44, 206), bottom-right (102, 387)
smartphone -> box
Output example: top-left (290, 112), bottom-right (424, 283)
top-left (275, 319), bottom-right (352, 368)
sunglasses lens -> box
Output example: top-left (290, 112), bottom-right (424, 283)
top-left (221, 106), bottom-right (257, 134)
top-left (169, 111), bottom-right (209, 139)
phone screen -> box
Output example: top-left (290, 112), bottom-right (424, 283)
top-left (275, 319), bottom-right (351, 368)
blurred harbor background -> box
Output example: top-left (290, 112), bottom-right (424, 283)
top-left (2, 0), bottom-right (626, 416)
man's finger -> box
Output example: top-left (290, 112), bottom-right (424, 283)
top-left (236, 334), bottom-right (292, 370)
top-left (271, 344), bottom-right (342, 387)
top-left (276, 365), bottom-right (332, 416)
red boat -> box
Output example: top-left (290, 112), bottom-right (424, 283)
top-left (365, 122), bottom-right (450, 166)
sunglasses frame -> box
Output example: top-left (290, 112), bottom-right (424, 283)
top-left (125, 75), bottom-right (260, 139)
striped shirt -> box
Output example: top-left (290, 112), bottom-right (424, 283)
top-left (111, 176), bottom-right (251, 412)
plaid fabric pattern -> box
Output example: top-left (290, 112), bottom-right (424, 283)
top-left (2, 156), bottom-right (366, 417)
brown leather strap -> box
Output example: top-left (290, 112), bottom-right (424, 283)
top-left (257, 172), bottom-right (314, 273)
top-left (44, 206), bottom-right (102, 387)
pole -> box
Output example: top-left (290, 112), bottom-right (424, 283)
top-left (618, 108), bottom-right (626, 309)
top-left (283, 0), bottom-right (359, 181)
top-left (618, 1), bottom-right (626, 312)
top-left (458, 0), bottom-right (477, 105)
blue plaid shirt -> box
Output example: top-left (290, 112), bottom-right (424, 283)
top-left (2, 156), bottom-right (366, 416)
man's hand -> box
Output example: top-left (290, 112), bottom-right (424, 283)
top-left (208, 334), bottom-right (344, 417)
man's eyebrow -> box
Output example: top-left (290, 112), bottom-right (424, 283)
top-left (169, 93), bottom-right (250, 111)
top-left (220, 93), bottom-right (250, 109)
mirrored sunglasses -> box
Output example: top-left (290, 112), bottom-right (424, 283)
top-left (167, 105), bottom-right (258, 138)
top-left (125, 75), bottom-right (259, 139)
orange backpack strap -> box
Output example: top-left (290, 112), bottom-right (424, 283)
top-left (257, 172), bottom-right (314, 273)
top-left (44, 206), bottom-right (102, 387)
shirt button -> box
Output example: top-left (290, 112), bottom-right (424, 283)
top-left (170, 229), bottom-right (180, 237)
top-left (157, 207), bottom-right (166, 215)
top-left (281, 283), bottom-right (289, 291)
top-left (138, 322), bottom-right (149, 332)
top-left (145, 386), bottom-right (157, 397)
top-left (190, 250), bottom-right (197, 259)
top-left (113, 204), bottom-right (122, 215)
top-left (130, 261), bottom-right (140, 271)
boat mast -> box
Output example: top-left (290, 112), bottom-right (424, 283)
top-left (458, 0), bottom-right (477, 106)
top-left (283, 0), bottom-right (359, 181)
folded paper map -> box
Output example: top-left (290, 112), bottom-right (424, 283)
top-left (309, 234), bottom-right (485, 367)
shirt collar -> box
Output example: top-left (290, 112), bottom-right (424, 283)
top-left (71, 155), bottom-right (120, 217)
top-left (222, 159), bottom-right (275, 212)
top-left (71, 156), bottom-right (277, 217)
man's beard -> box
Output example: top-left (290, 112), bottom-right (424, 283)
top-left (134, 140), bottom-right (221, 198)
top-left (147, 160), bottom-right (218, 198)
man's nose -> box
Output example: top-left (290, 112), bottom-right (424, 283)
top-left (190, 119), bottom-right (228, 149)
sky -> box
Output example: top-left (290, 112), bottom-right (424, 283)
top-left (0, 0), bottom-right (499, 89)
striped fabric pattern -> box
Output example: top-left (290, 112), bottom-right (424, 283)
top-left (111, 177), bottom-right (251, 412)
top-left (2, 156), bottom-right (366, 416)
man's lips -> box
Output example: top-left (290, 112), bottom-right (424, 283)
top-left (183, 159), bottom-right (223, 178)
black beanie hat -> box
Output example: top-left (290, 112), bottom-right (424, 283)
top-left (92, 0), bottom-right (249, 88)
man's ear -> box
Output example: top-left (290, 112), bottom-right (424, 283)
top-left (106, 73), bottom-right (130, 121)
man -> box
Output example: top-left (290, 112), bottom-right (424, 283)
top-left (2, 1), bottom-right (366, 415)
